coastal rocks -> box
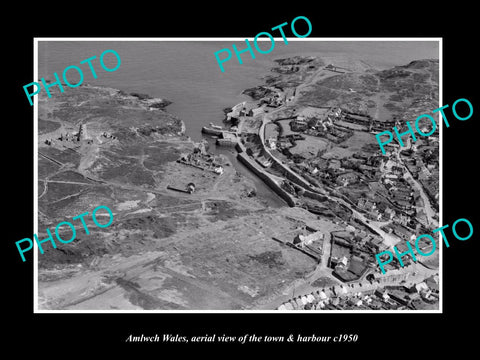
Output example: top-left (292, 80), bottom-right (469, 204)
top-left (117, 90), bottom-right (173, 110)
top-left (274, 55), bottom-right (317, 66)
top-left (148, 100), bottom-right (172, 109)
top-left (272, 65), bottom-right (300, 74)
top-left (128, 92), bottom-right (154, 100)
top-left (137, 122), bottom-right (183, 137)
top-left (264, 56), bottom-right (324, 87)
top-left (242, 86), bottom-right (275, 100)
top-left (404, 59), bottom-right (438, 69)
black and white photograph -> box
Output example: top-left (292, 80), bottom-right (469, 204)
top-left (5, 6), bottom-right (478, 353)
top-left (34, 39), bottom-right (441, 312)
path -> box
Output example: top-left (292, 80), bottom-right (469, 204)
top-left (394, 139), bottom-right (438, 228)
top-left (247, 76), bottom-right (401, 248)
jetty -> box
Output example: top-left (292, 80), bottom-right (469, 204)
top-left (201, 123), bottom-right (230, 136)
top-left (216, 132), bottom-right (238, 147)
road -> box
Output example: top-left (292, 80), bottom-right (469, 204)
top-left (248, 83), bottom-right (402, 249)
top-left (394, 138), bottom-right (438, 228)
top-left (262, 114), bottom-right (399, 246)
top-left (251, 81), bottom-right (439, 249)
top-left (404, 167), bottom-right (438, 228)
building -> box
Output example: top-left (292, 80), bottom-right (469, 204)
top-left (77, 124), bottom-right (90, 141)
top-left (384, 207), bottom-right (396, 220)
top-left (392, 224), bottom-right (413, 241)
top-left (357, 198), bottom-right (377, 212)
top-left (248, 107), bottom-right (264, 117)
top-left (186, 183), bottom-right (196, 194)
top-left (213, 166), bottom-right (224, 175)
top-left (336, 172), bottom-right (358, 186)
top-left (266, 137), bottom-right (277, 150)
top-left (293, 231), bottom-right (324, 248)
top-left (290, 118), bottom-right (308, 132)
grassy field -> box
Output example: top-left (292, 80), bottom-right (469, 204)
top-left (264, 122), bottom-right (280, 140)
top-left (297, 59), bottom-right (439, 122)
top-left (289, 135), bottom-right (329, 159)
top-left (322, 131), bottom-right (377, 159)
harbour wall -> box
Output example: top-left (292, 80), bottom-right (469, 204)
top-left (237, 152), bottom-right (296, 207)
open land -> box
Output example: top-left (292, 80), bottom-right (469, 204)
top-left (38, 54), bottom-right (440, 311)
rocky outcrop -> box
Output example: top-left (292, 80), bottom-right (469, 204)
top-left (274, 56), bottom-right (317, 66)
top-left (403, 59), bottom-right (438, 69)
top-left (242, 86), bottom-right (275, 100)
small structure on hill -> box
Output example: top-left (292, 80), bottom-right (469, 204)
top-left (186, 182), bottom-right (196, 194)
top-left (293, 231), bottom-right (324, 248)
top-left (167, 182), bottom-right (197, 194)
top-left (77, 124), bottom-right (90, 141)
top-left (213, 166), bottom-right (224, 175)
